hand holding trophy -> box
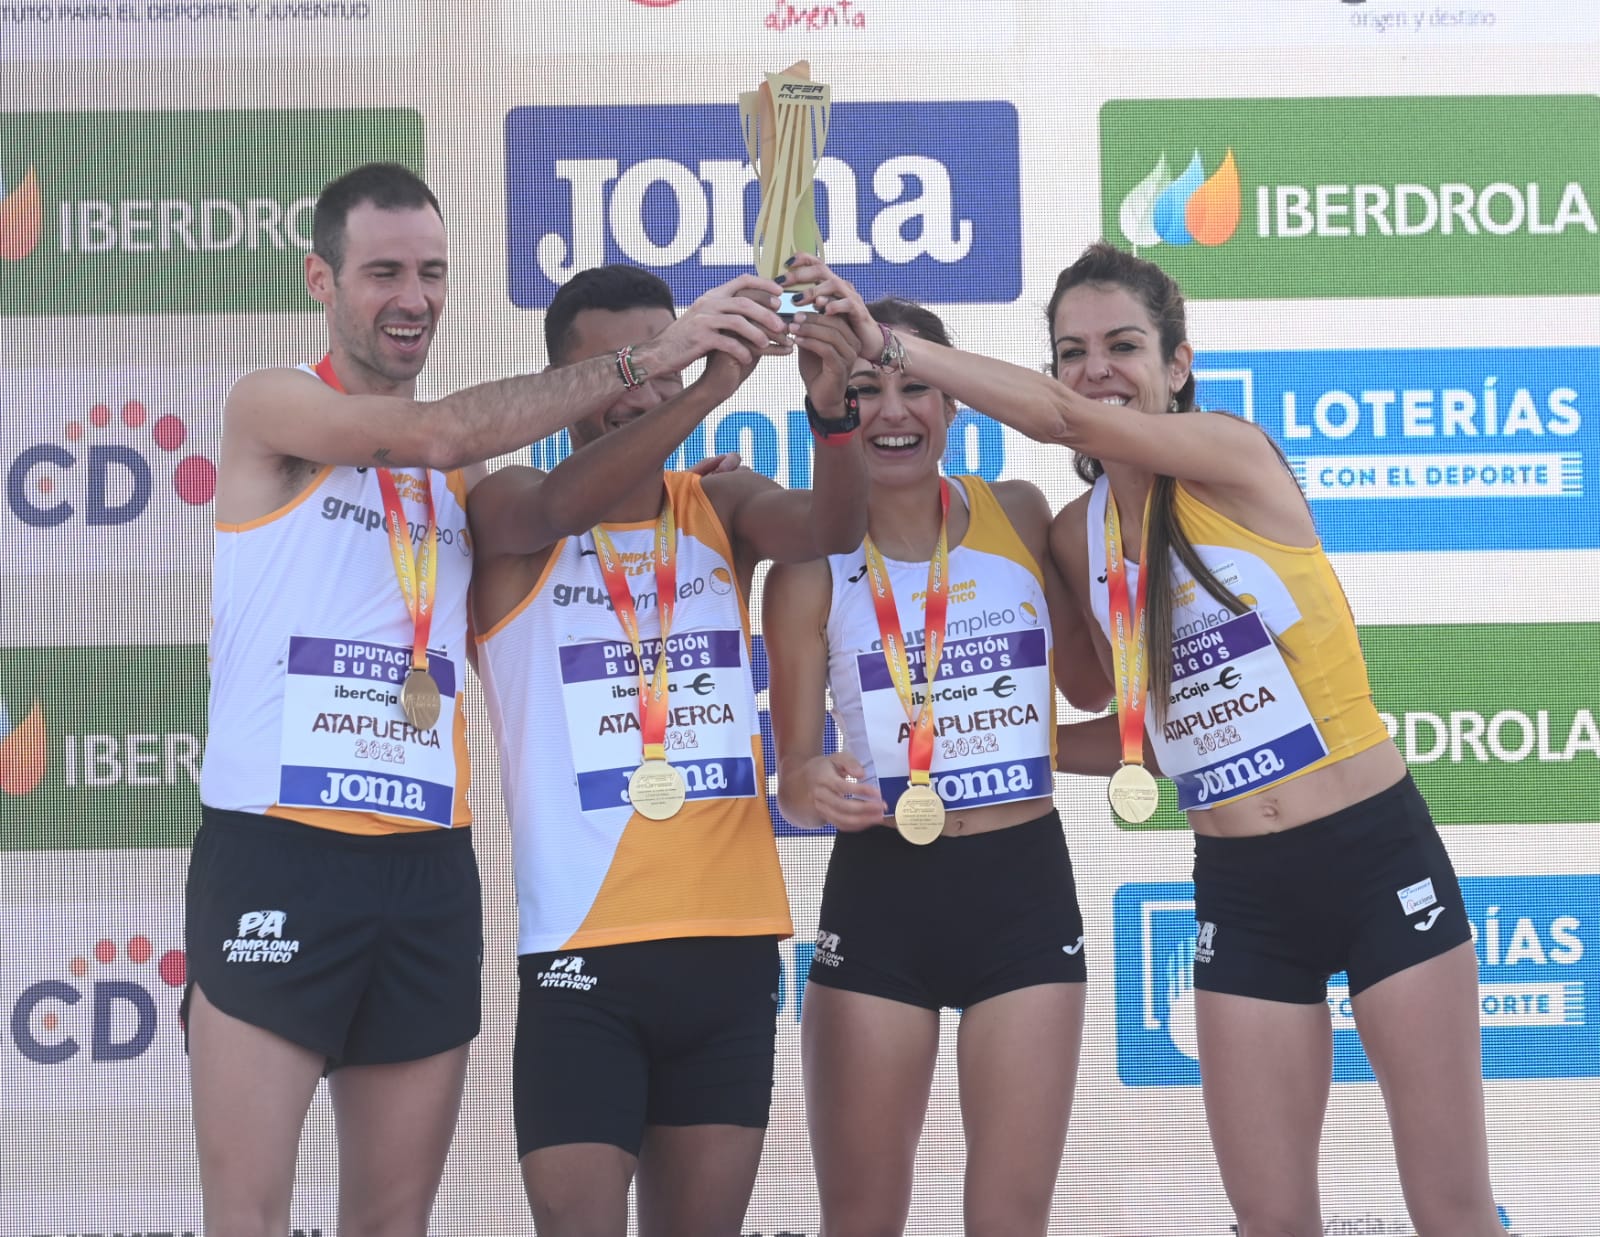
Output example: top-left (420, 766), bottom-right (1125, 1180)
top-left (739, 61), bottom-right (831, 317)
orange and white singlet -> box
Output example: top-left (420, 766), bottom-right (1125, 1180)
top-left (1084, 475), bottom-right (1388, 811)
top-left (200, 370), bottom-right (474, 835)
top-left (477, 471), bottom-right (792, 955)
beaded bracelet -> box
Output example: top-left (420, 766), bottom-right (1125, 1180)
top-left (614, 345), bottom-right (646, 389)
top-left (870, 322), bottom-right (906, 374)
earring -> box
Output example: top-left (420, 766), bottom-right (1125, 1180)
top-left (1168, 397), bottom-right (1179, 413)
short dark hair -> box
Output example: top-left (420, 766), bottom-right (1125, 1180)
top-left (544, 265), bottom-right (677, 365)
top-left (312, 162), bottom-right (441, 275)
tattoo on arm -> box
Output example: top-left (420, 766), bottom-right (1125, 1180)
top-left (433, 357), bottom-right (622, 467)
top-left (372, 447), bottom-right (393, 466)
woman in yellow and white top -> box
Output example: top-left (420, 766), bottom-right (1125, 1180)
top-left (765, 296), bottom-right (1109, 1237)
top-left (786, 247), bottom-right (1502, 1237)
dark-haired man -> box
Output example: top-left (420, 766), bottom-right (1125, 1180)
top-left (185, 164), bottom-right (790, 1236)
top-left (469, 264), bottom-right (865, 1235)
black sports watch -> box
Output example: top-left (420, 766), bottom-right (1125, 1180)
top-left (805, 385), bottom-right (861, 438)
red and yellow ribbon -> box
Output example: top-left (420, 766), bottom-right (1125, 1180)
top-left (863, 479), bottom-right (951, 787)
top-left (314, 355), bottom-right (436, 679)
top-left (1104, 487), bottom-right (1154, 769)
top-left (591, 497), bottom-right (678, 762)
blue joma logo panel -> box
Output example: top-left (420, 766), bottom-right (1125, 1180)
top-left (506, 102), bottom-right (1022, 310)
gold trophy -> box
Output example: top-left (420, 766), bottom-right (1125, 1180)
top-left (740, 61), bottom-right (831, 316)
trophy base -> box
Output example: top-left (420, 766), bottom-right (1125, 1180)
top-left (777, 290), bottom-right (819, 320)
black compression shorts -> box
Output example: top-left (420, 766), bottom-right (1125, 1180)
top-left (1191, 775), bottom-right (1472, 1003)
top-left (512, 934), bottom-right (781, 1158)
top-left (806, 807), bottom-right (1087, 1010)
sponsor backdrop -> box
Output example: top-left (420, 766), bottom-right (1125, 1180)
top-left (2, 1), bottom-right (1596, 1233)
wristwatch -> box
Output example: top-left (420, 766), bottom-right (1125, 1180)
top-left (805, 386), bottom-right (861, 438)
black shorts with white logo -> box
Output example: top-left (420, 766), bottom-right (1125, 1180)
top-left (1191, 774), bottom-right (1472, 1004)
top-left (513, 935), bottom-right (781, 1158)
top-left (184, 806), bottom-right (482, 1068)
top-left (806, 807), bottom-right (1087, 1011)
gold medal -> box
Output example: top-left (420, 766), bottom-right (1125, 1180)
top-left (894, 783), bottom-right (945, 845)
top-left (1107, 763), bottom-right (1160, 824)
top-left (628, 758), bottom-right (687, 821)
top-left (400, 667), bottom-right (442, 732)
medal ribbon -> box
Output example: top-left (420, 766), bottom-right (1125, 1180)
top-left (313, 355), bottom-right (437, 677)
top-left (863, 479), bottom-right (951, 787)
top-left (590, 497), bottom-right (678, 763)
top-left (1104, 487), bottom-right (1154, 769)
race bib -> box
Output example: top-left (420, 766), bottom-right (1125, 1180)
top-left (856, 626), bottom-right (1053, 812)
top-left (558, 628), bottom-right (758, 813)
top-left (1152, 611), bottom-right (1328, 810)
top-left (277, 635), bottom-right (459, 826)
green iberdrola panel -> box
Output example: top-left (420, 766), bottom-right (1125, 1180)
top-left (0, 109), bottom-right (424, 315)
top-left (0, 644), bottom-right (209, 850)
top-left (1099, 96), bottom-right (1600, 299)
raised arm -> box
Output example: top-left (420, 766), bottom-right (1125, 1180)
top-left (469, 347), bottom-right (759, 561)
top-left (784, 254), bottom-right (1285, 496)
top-left (711, 312), bottom-right (868, 570)
top-left (765, 558), bottom-right (887, 832)
top-left (227, 274), bottom-right (790, 474)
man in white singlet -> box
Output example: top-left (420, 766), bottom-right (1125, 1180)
top-left (186, 165), bottom-right (790, 1237)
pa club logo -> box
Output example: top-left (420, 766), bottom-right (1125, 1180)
top-left (8, 396), bottom-right (217, 530)
top-left (1119, 149), bottom-right (1241, 250)
top-left (10, 930), bottom-right (186, 1066)
top-left (0, 160), bottom-right (41, 261)
top-left (0, 691), bottom-right (46, 795)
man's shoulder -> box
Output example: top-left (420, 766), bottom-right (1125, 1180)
top-left (467, 462), bottom-right (545, 506)
top-left (695, 465), bottom-right (778, 525)
top-left (224, 365), bottom-right (325, 433)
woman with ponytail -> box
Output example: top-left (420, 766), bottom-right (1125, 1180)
top-left (786, 248), bottom-right (1501, 1237)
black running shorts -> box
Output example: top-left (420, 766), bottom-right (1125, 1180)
top-left (512, 935), bottom-right (781, 1158)
top-left (1191, 775), bottom-right (1472, 1003)
top-left (184, 806), bottom-right (482, 1068)
top-left (806, 807), bottom-right (1087, 1010)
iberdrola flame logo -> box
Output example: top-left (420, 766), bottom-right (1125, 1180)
top-left (0, 696), bottom-right (47, 796)
top-left (0, 161), bottom-right (43, 262)
top-left (1119, 149), bottom-right (1241, 251)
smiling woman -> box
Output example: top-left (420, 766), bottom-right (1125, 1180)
top-left (763, 286), bottom-right (1101, 1237)
top-left (779, 242), bottom-right (1506, 1237)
